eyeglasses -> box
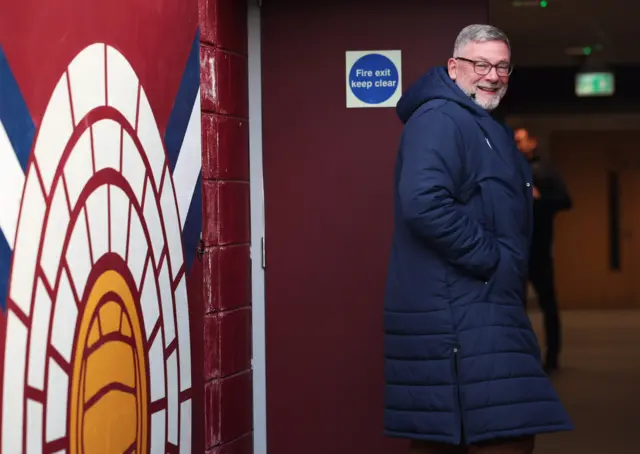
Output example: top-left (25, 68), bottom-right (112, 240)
top-left (456, 57), bottom-right (513, 76)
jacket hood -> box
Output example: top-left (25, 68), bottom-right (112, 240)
top-left (396, 66), bottom-right (489, 124)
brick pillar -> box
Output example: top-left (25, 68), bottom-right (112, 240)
top-left (198, 0), bottom-right (253, 453)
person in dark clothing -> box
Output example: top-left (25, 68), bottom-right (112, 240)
top-left (383, 24), bottom-right (572, 454)
top-left (514, 128), bottom-right (572, 373)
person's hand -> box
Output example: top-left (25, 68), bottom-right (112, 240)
top-left (532, 186), bottom-right (541, 199)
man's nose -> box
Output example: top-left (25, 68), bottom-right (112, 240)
top-left (484, 68), bottom-right (499, 82)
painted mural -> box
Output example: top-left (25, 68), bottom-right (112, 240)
top-left (0, 2), bottom-right (202, 453)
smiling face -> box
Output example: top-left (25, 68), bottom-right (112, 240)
top-left (447, 40), bottom-right (511, 111)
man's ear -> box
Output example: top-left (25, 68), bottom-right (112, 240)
top-left (447, 58), bottom-right (457, 80)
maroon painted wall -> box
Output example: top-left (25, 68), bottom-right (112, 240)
top-left (261, 1), bottom-right (489, 453)
top-left (199, 0), bottom-right (253, 453)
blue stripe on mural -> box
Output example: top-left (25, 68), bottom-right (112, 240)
top-left (0, 44), bottom-right (35, 171)
top-left (165, 28), bottom-right (201, 172)
top-left (0, 231), bottom-right (11, 311)
top-left (182, 173), bottom-right (202, 270)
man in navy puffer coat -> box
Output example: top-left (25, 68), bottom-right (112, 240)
top-left (383, 24), bottom-right (572, 453)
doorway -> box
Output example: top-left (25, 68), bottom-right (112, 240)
top-left (551, 131), bottom-right (640, 309)
top-left (258, 1), bottom-right (489, 453)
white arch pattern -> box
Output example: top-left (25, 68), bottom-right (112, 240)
top-left (2, 43), bottom-right (192, 454)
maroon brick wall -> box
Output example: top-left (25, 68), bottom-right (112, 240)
top-left (198, 0), bottom-right (253, 453)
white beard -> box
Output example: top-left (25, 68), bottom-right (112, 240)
top-left (463, 85), bottom-right (507, 111)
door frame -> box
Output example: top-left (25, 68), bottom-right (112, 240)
top-left (248, 1), bottom-right (267, 453)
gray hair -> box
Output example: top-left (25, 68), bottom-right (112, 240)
top-left (453, 24), bottom-right (511, 57)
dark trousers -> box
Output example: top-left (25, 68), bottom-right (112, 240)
top-left (528, 255), bottom-right (561, 367)
top-left (409, 436), bottom-right (535, 454)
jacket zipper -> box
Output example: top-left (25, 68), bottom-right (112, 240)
top-left (446, 265), bottom-right (465, 445)
top-left (453, 346), bottom-right (465, 445)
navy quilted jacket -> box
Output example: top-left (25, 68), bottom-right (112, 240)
top-left (383, 67), bottom-right (572, 444)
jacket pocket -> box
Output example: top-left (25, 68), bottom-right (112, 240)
top-left (477, 181), bottom-right (496, 232)
top-left (446, 259), bottom-right (492, 301)
top-left (485, 247), bottom-right (527, 302)
top-left (457, 182), bottom-right (494, 231)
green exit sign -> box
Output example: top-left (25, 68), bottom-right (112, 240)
top-left (575, 72), bottom-right (615, 97)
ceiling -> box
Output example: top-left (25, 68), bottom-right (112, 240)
top-left (489, 0), bottom-right (639, 67)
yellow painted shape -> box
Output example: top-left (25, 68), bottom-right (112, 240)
top-left (69, 270), bottom-right (148, 454)
top-left (99, 301), bottom-right (122, 334)
top-left (84, 341), bottom-right (135, 402)
top-left (82, 390), bottom-right (137, 454)
top-left (121, 314), bottom-right (132, 338)
top-left (87, 319), bottom-right (100, 349)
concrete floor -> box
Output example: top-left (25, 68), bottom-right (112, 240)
top-left (528, 310), bottom-right (640, 453)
